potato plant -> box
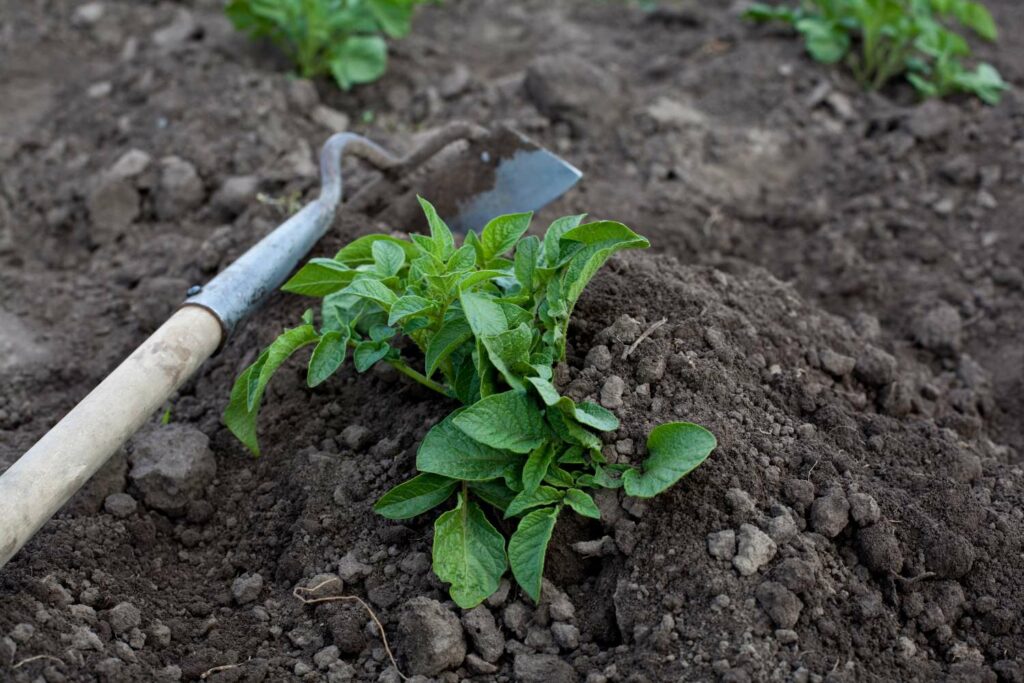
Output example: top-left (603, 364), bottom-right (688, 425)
top-left (225, 0), bottom-right (429, 89)
top-left (225, 199), bottom-right (716, 607)
top-left (745, 0), bottom-right (1007, 104)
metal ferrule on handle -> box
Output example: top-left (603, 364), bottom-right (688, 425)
top-left (186, 132), bottom-right (396, 336)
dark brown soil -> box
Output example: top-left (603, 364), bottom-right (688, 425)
top-left (1, 1), bottom-right (1022, 681)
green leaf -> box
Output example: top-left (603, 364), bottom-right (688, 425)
top-left (458, 269), bottom-right (507, 292)
top-left (353, 340), bottom-right (390, 372)
top-left (543, 464), bottom-right (575, 489)
top-left (307, 329), bottom-right (349, 387)
top-left (481, 212), bottom-right (533, 260)
top-left (417, 412), bottom-right (523, 481)
top-left (417, 196), bottom-right (456, 259)
top-left (543, 214), bottom-right (586, 267)
top-left (447, 244), bottom-right (477, 273)
top-left (372, 240), bottom-right (406, 276)
top-left (481, 324), bottom-right (533, 388)
top-left (573, 401), bottom-right (619, 431)
top-left (374, 474), bottom-right (458, 519)
top-left (453, 391), bottom-right (548, 454)
top-left (952, 0), bottom-right (997, 40)
top-left (460, 291), bottom-right (508, 336)
top-left (564, 489), bottom-right (601, 519)
top-left (468, 479), bottom-right (518, 512)
top-left (343, 278), bottom-right (397, 311)
top-left (623, 422), bottom-right (716, 498)
top-left (559, 445), bottom-right (586, 464)
top-left (224, 324), bottom-right (320, 455)
top-left (514, 235), bottom-right (540, 292)
top-left (433, 493), bottom-right (508, 609)
top-left (425, 316), bottom-right (472, 378)
top-left (505, 486), bottom-right (564, 518)
top-left (508, 506), bottom-right (559, 602)
top-left (743, 2), bottom-right (801, 23)
top-left (546, 406), bottom-right (602, 451)
top-left (367, 0), bottom-right (415, 38)
top-left (388, 295), bottom-right (434, 326)
top-left (335, 235), bottom-right (416, 266)
top-left (522, 442), bottom-right (556, 494)
top-left (795, 17), bottom-right (850, 63)
top-left (952, 62), bottom-right (1008, 105)
top-left (282, 258), bottom-right (356, 297)
top-left (329, 36), bottom-right (388, 90)
top-left (452, 350), bottom-right (481, 405)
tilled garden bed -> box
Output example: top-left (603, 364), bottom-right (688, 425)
top-left (1, 1), bottom-right (1022, 681)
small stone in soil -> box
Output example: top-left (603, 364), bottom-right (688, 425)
top-left (810, 490), bottom-right (850, 538)
top-left (503, 601), bottom-right (531, 639)
top-left (770, 558), bottom-right (816, 593)
top-left (725, 487), bottom-right (757, 519)
top-left (313, 645), bottom-right (339, 669)
top-left (129, 424), bottom-right (216, 516)
top-left (756, 581), bottom-right (803, 629)
top-left (337, 552), bottom-right (372, 582)
top-left (311, 105), bottom-right (350, 133)
top-left (461, 606), bottom-right (504, 663)
top-left (231, 572), bottom-right (264, 605)
top-left (819, 349), bottom-right (856, 377)
top-left (707, 530), bottom-right (737, 561)
top-left (848, 492), bottom-right (881, 526)
top-left (912, 302), bottom-right (962, 356)
top-left (104, 601), bottom-right (141, 635)
top-left (465, 653), bottom-right (498, 675)
top-left (733, 524), bottom-right (777, 576)
top-left (9, 623), bottom-right (33, 643)
top-left (600, 376), bottom-right (626, 409)
top-left (341, 424), bottom-right (373, 450)
top-left (551, 622), bottom-right (580, 650)
top-left (107, 148), bottom-right (152, 181)
top-left (766, 514), bottom-right (798, 544)
top-left (104, 492), bottom-right (137, 518)
top-left (212, 175), bottom-right (259, 217)
top-left (585, 344), bottom-right (612, 371)
top-left (513, 652), bottom-right (577, 683)
top-left (783, 479), bottom-right (815, 510)
top-left (854, 346), bottom-right (897, 387)
top-left (155, 156), bottom-right (204, 221)
top-left (397, 597), bottom-right (466, 676)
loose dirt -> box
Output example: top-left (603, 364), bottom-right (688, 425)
top-left (1, 0), bottom-right (1022, 681)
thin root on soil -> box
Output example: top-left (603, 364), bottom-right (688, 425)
top-left (200, 659), bottom-right (249, 680)
top-left (622, 317), bottom-right (668, 360)
top-left (13, 654), bottom-right (64, 669)
top-left (293, 578), bottom-right (407, 681)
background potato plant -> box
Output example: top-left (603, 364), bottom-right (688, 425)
top-left (226, 0), bottom-right (430, 89)
top-left (745, 0), bottom-right (1007, 104)
top-left (225, 199), bottom-right (717, 607)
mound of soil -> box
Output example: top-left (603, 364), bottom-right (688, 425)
top-left (2, 252), bottom-right (1022, 682)
top-left (2, 0), bottom-right (1022, 681)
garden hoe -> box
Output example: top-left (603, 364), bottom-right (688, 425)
top-left (0, 123), bottom-right (582, 569)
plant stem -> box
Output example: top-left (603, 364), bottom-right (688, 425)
top-left (387, 359), bottom-right (451, 397)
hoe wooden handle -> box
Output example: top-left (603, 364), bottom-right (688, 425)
top-left (0, 306), bottom-right (222, 569)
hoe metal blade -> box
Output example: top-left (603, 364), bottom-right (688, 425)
top-left (425, 126), bottom-right (583, 233)
top-left (350, 124), bottom-right (582, 235)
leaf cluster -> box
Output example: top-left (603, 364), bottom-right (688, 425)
top-left (225, 0), bottom-right (430, 89)
top-left (745, 0), bottom-right (1007, 104)
top-left (224, 198), bottom-right (716, 607)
